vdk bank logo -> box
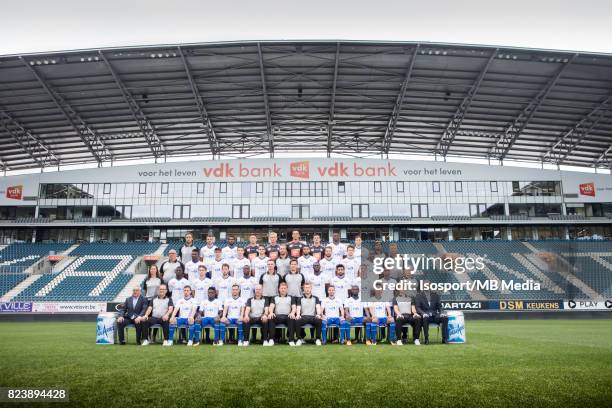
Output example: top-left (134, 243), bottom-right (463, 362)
top-left (290, 161), bottom-right (310, 179)
top-left (6, 185), bottom-right (23, 200)
top-left (579, 182), bottom-right (595, 197)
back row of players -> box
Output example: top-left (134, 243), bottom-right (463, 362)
top-left (150, 231), bottom-right (366, 305)
top-left (134, 231), bottom-right (448, 346)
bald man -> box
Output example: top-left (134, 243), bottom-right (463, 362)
top-left (117, 286), bottom-right (149, 345)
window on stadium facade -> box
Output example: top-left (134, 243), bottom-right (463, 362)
top-left (511, 181), bottom-right (561, 196)
top-left (398, 227), bottom-right (448, 241)
top-left (97, 205), bottom-right (132, 219)
top-left (38, 206), bottom-right (92, 220)
top-left (469, 203), bottom-right (487, 217)
top-left (0, 206), bottom-right (36, 220)
top-left (272, 182), bottom-right (329, 197)
top-left (480, 226), bottom-right (506, 240)
top-left (292, 204), bottom-right (310, 219)
top-left (232, 204), bottom-right (250, 219)
top-left (173, 205), bottom-right (190, 219)
top-left (509, 203), bottom-right (562, 217)
top-left (411, 204), bottom-right (429, 218)
top-left (351, 204), bottom-right (369, 218)
top-left (39, 183), bottom-right (94, 199)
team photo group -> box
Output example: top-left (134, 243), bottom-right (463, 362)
top-left (116, 231), bottom-right (449, 347)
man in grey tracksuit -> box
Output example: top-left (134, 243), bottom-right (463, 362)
top-left (284, 259), bottom-right (305, 298)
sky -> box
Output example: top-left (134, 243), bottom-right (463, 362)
top-left (1, 0), bottom-right (612, 56)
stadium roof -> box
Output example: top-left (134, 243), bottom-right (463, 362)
top-left (0, 40), bottom-right (611, 172)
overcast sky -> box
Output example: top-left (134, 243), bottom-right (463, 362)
top-left (1, 0), bottom-right (612, 56)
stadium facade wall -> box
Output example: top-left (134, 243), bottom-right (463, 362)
top-left (0, 159), bottom-right (610, 242)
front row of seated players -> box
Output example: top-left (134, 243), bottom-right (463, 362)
top-left (123, 279), bottom-right (448, 346)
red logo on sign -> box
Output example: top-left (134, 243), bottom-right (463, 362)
top-left (6, 185), bottom-right (23, 200)
top-left (579, 182), bottom-right (595, 197)
top-left (290, 161), bottom-right (310, 179)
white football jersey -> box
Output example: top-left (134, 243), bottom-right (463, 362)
top-left (184, 260), bottom-right (205, 283)
top-left (331, 276), bottom-right (351, 301)
top-left (168, 277), bottom-right (191, 305)
top-left (224, 296), bottom-right (245, 320)
top-left (222, 245), bottom-right (238, 261)
top-left (206, 259), bottom-right (225, 281)
top-left (193, 277), bottom-right (213, 303)
top-left (297, 255), bottom-right (316, 276)
top-left (307, 273), bottom-right (329, 300)
top-left (369, 301), bottom-right (390, 319)
top-left (214, 276), bottom-right (235, 302)
top-left (200, 298), bottom-right (222, 318)
top-left (341, 257), bottom-right (360, 281)
top-left (344, 297), bottom-right (364, 318)
top-left (236, 276), bottom-right (256, 301)
top-left (321, 297), bottom-right (343, 318)
top-left (354, 246), bottom-right (363, 264)
top-left (330, 242), bottom-right (347, 261)
top-left (319, 258), bottom-right (337, 281)
top-left (251, 256), bottom-right (269, 280)
top-left (232, 257), bottom-right (251, 277)
top-left (200, 245), bottom-right (217, 263)
top-left (175, 297), bottom-right (196, 318)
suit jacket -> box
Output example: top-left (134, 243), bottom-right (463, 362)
top-left (122, 295), bottom-right (148, 319)
top-left (415, 291), bottom-right (443, 316)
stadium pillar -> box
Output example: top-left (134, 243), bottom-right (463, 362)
top-left (31, 229), bottom-right (36, 243)
top-left (506, 227), bottom-right (512, 240)
top-left (389, 226), bottom-right (394, 241)
top-left (504, 202), bottom-right (510, 216)
top-left (34, 205), bottom-right (39, 219)
top-left (92, 205), bottom-right (97, 218)
top-left (448, 228), bottom-right (454, 241)
top-left (561, 203), bottom-right (567, 216)
top-left (328, 227), bottom-right (333, 242)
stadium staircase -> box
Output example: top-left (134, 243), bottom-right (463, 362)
top-left (434, 242), bottom-right (485, 301)
top-left (6, 242), bottom-right (162, 302)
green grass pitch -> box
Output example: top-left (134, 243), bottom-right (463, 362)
top-left (0, 320), bottom-right (611, 407)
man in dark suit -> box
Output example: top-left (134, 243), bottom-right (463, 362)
top-left (415, 285), bottom-right (448, 344)
top-left (117, 286), bottom-right (149, 345)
